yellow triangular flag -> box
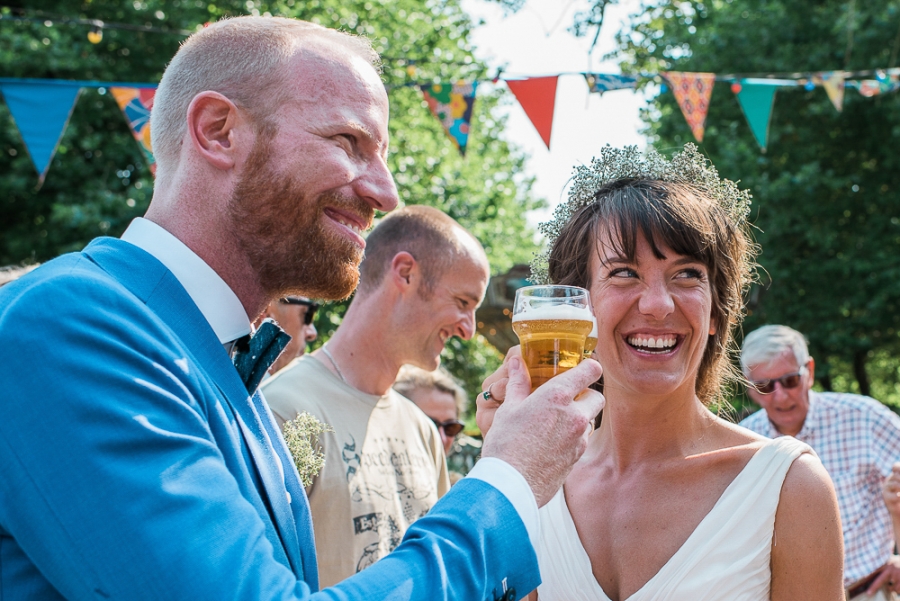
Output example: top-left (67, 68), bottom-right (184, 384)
top-left (814, 72), bottom-right (846, 112)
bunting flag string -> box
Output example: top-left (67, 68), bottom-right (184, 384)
top-left (505, 76), bottom-right (558, 149)
top-left (2, 65), bottom-right (900, 184)
top-left (110, 87), bottom-right (157, 172)
top-left (419, 81), bottom-right (478, 155)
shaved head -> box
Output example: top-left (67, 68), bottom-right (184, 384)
top-left (358, 206), bottom-right (487, 297)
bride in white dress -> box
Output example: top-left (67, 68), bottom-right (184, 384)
top-left (478, 146), bottom-right (844, 601)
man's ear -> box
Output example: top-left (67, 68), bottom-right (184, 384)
top-left (186, 91), bottom-right (245, 171)
top-left (390, 251), bottom-right (417, 290)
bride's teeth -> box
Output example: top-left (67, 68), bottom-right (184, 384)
top-left (628, 335), bottom-right (676, 351)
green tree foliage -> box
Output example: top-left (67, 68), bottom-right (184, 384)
top-left (0, 0), bottom-right (546, 409)
top-left (611, 0), bottom-right (900, 405)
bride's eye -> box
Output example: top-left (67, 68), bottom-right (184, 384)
top-left (608, 267), bottom-right (638, 279)
top-left (675, 268), bottom-right (705, 280)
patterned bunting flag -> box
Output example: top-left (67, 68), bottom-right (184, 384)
top-left (506, 76), bottom-right (558, 149)
top-left (853, 79), bottom-right (900, 97)
top-left (584, 73), bottom-right (638, 94)
top-left (419, 81), bottom-right (478, 155)
top-left (661, 72), bottom-right (716, 142)
top-left (812, 72), bottom-right (846, 112)
top-left (110, 87), bottom-right (157, 172)
top-left (0, 81), bottom-right (82, 184)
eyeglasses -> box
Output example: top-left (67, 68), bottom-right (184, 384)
top-left (749, 366), bottom-right (808, 394)
top-left (280, 297), bottom-right (319, 325)
top-left (430, 417), bottom-right (464, 438)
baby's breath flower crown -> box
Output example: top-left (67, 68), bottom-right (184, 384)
top-left (531, 143), bottom-right (752, 284)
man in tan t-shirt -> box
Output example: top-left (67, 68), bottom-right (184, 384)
top-left (262, 205), bottom-right (490, 586)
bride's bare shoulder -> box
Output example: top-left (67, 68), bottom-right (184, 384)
top-left (715, 414), bottom-right (771, 444)
top-left (771, 453), bottom-right (843, 600)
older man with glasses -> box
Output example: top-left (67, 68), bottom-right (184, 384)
top-left (739, 324), bottom-right (900, 601)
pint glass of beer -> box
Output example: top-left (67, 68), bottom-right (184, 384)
top-left (512, 285), bottom-right (594, 391)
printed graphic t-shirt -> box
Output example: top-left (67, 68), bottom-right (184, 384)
top-left (262, 354), bottom-right (450, 587)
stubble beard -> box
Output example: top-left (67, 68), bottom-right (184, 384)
top-left (228, 129), bottom-right (371, 301)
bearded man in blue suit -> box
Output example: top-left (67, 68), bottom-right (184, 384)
top-left (0, 16), bottom-right (604, 600)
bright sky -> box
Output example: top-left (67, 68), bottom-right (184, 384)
top-left (461, 0), bottom-right (647, 224)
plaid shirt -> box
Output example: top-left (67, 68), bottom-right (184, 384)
top-left (741, 391), bottom-right (900, 586)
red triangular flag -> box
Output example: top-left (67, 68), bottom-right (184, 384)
top-left (662, 72), bottom-right (716, 142)
top-left (506, 76), bottom-right (558, 149)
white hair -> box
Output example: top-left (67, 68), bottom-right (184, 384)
top-left (740, 324), bottom-right (810, 374)
top-left (150, 16), bottom-right (379, 172)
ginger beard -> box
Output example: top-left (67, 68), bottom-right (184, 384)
top-left (228, 125), bottom-right (373, 301)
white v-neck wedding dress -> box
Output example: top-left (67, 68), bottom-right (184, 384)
top-left (536, 436), bottom-right (811, 601)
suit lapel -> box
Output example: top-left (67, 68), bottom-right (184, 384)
top-left (252, 389), bottom-right (319, 590)
top-left (82, 238), bottom-right (312, 584)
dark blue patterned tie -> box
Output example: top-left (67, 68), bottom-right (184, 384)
top-left (232, 319), bottom-right (291, 393)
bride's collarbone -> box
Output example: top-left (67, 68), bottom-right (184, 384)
top-left (565, 444), bottom-right (761, 601)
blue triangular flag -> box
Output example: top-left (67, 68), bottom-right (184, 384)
top-left (735, 81), bottom-right (777, 151)
top-left (583, 73), bottom-right (638, 94)
top-left (0, 82), bottom-right (82, 182)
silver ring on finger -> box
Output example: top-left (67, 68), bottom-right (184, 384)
top-left (482, 382), bottom-right (503, 403)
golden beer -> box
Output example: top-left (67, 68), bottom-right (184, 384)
top-left (512, 308), bottom-right (593, 390)
top-left (584, 317), bottom-right (598, 359)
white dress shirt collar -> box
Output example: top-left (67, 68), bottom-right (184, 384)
top-left (120, 217), bottom-right (251, 343)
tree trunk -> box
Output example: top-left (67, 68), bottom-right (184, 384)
top-left (819, 373), bottom-right (833, 391)
top-left (853, 350), bottom-right (871, 397)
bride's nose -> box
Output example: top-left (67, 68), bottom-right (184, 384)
top-left (637, 278), bottom-right (675, 320)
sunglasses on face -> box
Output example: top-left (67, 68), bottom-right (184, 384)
top-left (749, 366), bottom-right (808, 395)
top-left (280, 297), bottom-right (319, 325)
top-left (430, 417), bottom-right (464, 438)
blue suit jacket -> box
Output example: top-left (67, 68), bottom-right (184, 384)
top-left (0, 237), bottom-right (539, 600)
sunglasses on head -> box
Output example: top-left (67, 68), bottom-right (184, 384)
top-left (430, 417), bottom-right (464, 438)
top-left (280, 297), bottom-right (319, 325)
top-left (749, 366), bottom-right (808, 395)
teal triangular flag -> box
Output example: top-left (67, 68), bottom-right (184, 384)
top-left (0, 82), bottom-right (82, 183)
top-left (735, 82), bottom-right (777, 151)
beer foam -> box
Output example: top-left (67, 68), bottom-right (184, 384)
top-left (512, 304), bottom-right (593, 322)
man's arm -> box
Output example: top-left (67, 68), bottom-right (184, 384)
top-left (322, 477), bottom-right (538, 600)
top-left (871, 463), bottom-right (900, 595)
top-left (1, 268), bottom-right (579, 600)
top-left (866, 406), bottom-right (900, 595)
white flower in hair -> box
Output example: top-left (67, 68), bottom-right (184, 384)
top-left (530, 143), bottom-right (753, 285)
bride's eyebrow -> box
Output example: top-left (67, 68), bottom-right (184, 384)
top-left (671, 256), bottom-right (705, 267)
top-left (598, 254), bottom-right (630, 268)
